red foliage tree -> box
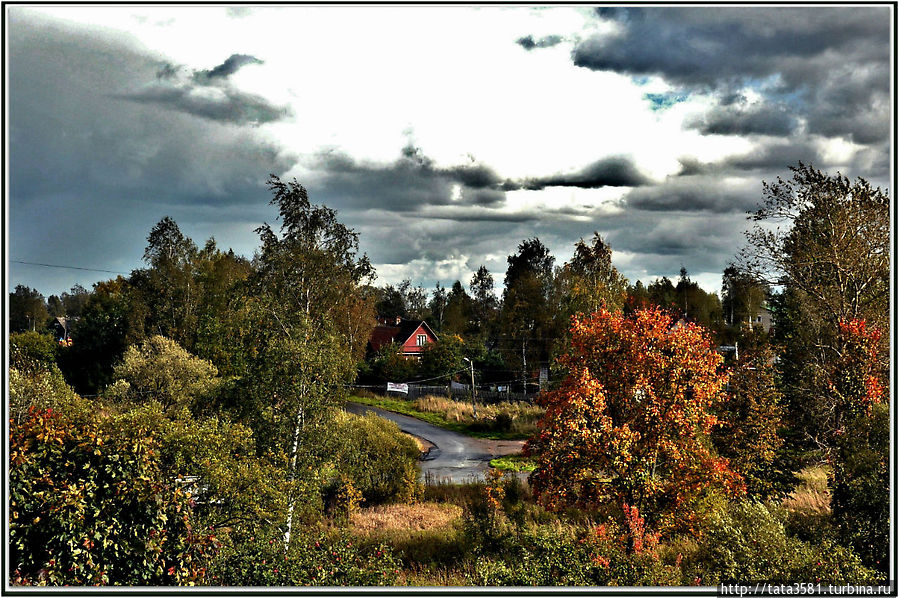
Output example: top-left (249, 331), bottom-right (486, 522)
top-left (525, 306), bottom-right (744, 535)
top-left (829, 318), bottom-right (885, 432)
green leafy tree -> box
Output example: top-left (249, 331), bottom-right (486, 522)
top-left (9, 284), bottom-right (49, 333)
top-left (740, 163), bottom-right (889, 452)
top-left (427, 281), bottom-right (448, 332)
top-left (556, 232), bottom-right (628, 317)
top-left (131, 217), bottom-right (200, 347)
top-left (469, 265), bottom-right (498, 337)
top-left (61, 283), bottom-right (91, 318)
top-left (831, 402), bottom-right (889, 574)
top-left (674, 268), bottom-right (724, 332)
top-left (500, 238), bottom-right (556, 396)
top-left (366, 342), bottom-right (419, 383)
top-left (10, 331), bottom-right (58, 371)
top-left (46, 284), bottom-right (92, 319)
top-left (419, 334), bottom-right (466, 381)
top-left (721, 264), bottom-right (769, 330)
top-left (646, 276), bottom-right (677, 310)
top-left (57, 277), bottom-right (148, 395)
top-left (237, 176), bottom-right (371, 547)
top-left (109, 335), bottom-right (220, 414)
top-left (443, 280), bottom-right (473, 336)
top-left (712, 332), bottom-right (791, 499)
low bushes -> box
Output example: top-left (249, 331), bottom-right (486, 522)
top-left (325, 412), bottom-right (422, 507)
top-left (685, 500), bottom-right (880, 585)
top-left (9, 406), bottom-right (214, 586)
top-left (208, 531), bottom-right (400, 586)
top-left (460, 472), bottom-right (679, 586)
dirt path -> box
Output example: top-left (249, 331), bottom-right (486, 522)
top-left (345, 402), bottom-right (525, 484)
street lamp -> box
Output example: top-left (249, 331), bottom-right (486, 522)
top-left (462, 357), bottom-right (477, 417)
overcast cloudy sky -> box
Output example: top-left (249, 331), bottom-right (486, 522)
top-left (7, 5), bottom-right (893, 298)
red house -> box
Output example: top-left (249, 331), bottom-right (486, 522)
top-left (368, 317), bottom-right (439, 359)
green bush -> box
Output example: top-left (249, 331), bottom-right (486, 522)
top-left (327, 412), bottom-right (421, 506)
top-left (689, 500), bottom-right (879, 585)
top-left (462, 472), bottom-right (677, 586)
top-left (9, 406), bottom-right (215, 586)
top-left (9, 365), bottom-right (88, 426)
top-left (207, 531), bottom-right (400, 586)
top-left (10, 331), bottom-right (59, 372)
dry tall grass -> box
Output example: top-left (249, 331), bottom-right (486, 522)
top-left (413, 395), bottom-right (543, 435)
top-left (782, 465), bottom-right (831, 514)
top-left (350, 502), bottom-right (462, 533)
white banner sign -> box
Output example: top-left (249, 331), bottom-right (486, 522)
top-left (386, 382), bottom-right (409, 394)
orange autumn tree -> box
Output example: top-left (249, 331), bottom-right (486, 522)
top-left (525, 306), bottom-right (744, 535)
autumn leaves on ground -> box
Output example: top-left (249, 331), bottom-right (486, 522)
top-left (8, 164), bottom-right (889, 586)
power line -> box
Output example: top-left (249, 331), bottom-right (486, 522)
top-left (11, 260), bottom-right (130, 276)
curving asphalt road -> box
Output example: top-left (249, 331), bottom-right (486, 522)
top-left (344, 401), bottom-right (526, 484)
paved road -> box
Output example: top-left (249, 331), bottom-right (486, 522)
top-left (345, 402), bottom-right (526, 484)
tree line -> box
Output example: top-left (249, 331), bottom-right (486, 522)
top-left (8, 163), bottom-right (890, 583)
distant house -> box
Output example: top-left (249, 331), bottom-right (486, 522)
top-left (750, 303), bottom-right (774, 333)
top-left (50, 316), bottom-right (76, 346)
top-left (368, 317), bottom-right (439, 359)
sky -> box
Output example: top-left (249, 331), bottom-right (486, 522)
top-left (7, 5), bottom-right (893, 299)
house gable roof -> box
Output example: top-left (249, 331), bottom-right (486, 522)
top-left (395, 319), bottom-right (438, 346)
top-left (368, 319), bottom-right (439, 352)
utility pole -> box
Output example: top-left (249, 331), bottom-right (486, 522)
top-left (521, 338), bottom-right (527, 400)
top-left (463, 357), bottom-right (477, 417)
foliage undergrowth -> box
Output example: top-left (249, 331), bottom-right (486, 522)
top-left (489, 453), bottom-right (536, 472)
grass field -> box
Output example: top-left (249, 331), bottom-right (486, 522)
top-left (489, 453), bottom-right (537, 472)
top-left (349, 393), bottom-right (542, 440)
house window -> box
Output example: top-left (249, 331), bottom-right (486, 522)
top-left (417, 334), bottom-right (427, 346)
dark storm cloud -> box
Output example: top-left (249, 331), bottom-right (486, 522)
top-left (685, 102), bottom-right (798, 137)
top-left (723, 140), bottom-right (825, 172)
top-left (306, 146), bottom-right (514, 219)
top-left (121, 53), bottom-right (290, 125)
top-left (514, 156), bottom-right (650, 191)
top-left (9, 9), bottom-right (296, 295)
top-left (198, 53), bottom-right (264, 80)
top-left (309, 148), bottom-right (651, 218)
top-left (622, 176), bottom-right (758, 214)
top-left (122, 85), bottom-right (290, 125)
top-left (579, 7), bottom-right (887, 89)
top-left (573, 7), bottom-right (890, 145)
top-left (515, 34), bottom-right (564, 51)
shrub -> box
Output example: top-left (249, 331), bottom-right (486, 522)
top-left (111, 335), bottom-right (220, 414)
top-left (470, 519), bottom-right (679, 586)
top-left (462, 471), bottom-right (678, 586)
top-left (9, 407), bottom-right (215, 586)
top-left (9, 365), bottom-right (88, 426)
top-left (10, 331), bottom-right (59, 372)
top-left (207, 531), bottom-right (400, 586)
top-left (327, 412), bottom-right (422, 506)
top-left (689, 500), bottom-right (879, 585)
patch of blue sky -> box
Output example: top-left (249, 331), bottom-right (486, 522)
top-left (643, 92), bottom-right (689, 111)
